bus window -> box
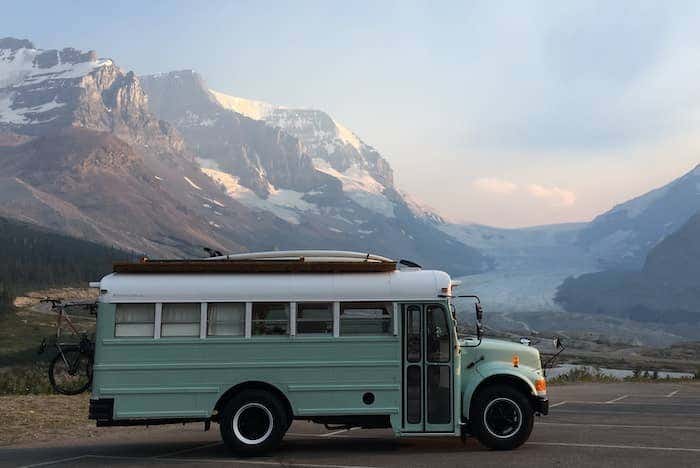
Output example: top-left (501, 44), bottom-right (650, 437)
top-left (252, 303), bottom-right (289, 336)
top-left (296, 303), bottom-right (333, 335)
top-left (161, 303), bottom-right (200, 337)
top-left (207, 303), bottom-right (245, 336)
top-left (339, 302), bottom-right (392, 336)
top-left (115, 303), bottom-right (155, 337)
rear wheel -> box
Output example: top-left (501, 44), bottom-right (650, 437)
top-left (48, 347), bottom-right (92, 395)
top-left (219, 389), bottom-right (287, 456)
top-left (470, 385), bottom-right (534, 450)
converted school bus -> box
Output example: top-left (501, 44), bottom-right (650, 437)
top-left (88, 251), bottom-right (548, 455)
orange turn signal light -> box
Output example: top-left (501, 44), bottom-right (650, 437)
top-left (535, 378), bottom-right (547, 393)
top-left (512, 355), bottom-right (520, 367)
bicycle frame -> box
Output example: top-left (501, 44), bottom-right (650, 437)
top-left (41, 299), bottom-right (95, 371)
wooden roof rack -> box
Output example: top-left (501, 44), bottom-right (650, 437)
top-left (113, 250), bottom-right (398, 274)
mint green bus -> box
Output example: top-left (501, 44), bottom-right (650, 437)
top-left (88, 251), bottom-right (548, 455)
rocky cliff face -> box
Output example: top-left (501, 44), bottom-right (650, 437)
top-left (0, 38), bottom-right (488, 274)
top-left (0, 39), bottom-right (326, 257)
top-left (140, 71), bottom-right (334, 197)
top-left (141, 70), bottom-right (490, 274)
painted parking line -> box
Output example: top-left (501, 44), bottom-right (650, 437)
top-left (666, 389), bottom-right (680, 398)
top-left (321, 427), bottom-right (362, 437)
top-left (153, 441), bottom-right (223, 458)
top-left (605, 395), bottom-right (629, 404)
top-left (537, 422), bottom-right (700, 431)
top-left (527, 442), bottom-right (700, 453)
top-left (549, 401), bottom-right (568, 408)
top-left (86, 454), bottom-right (378, 468)
top-left (549, 400), bottom-right (700, 407)
top-left (17, 455), bottom-right (90, 468)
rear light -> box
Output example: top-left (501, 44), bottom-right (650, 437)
top-left (535, 378), bottom-right (547, 395)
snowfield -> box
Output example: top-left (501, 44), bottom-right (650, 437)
top-left (202, 166), bottom-right (318, 224)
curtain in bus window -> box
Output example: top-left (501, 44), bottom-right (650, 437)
top-left (207, 303), bottom-right (245, 336)
top-left (161, 303), bottom-right (200, 337)
top-left (115, 303), bottom-right (155, 337)
top-left (296, 303), bottom-right (333, 334)
top-left (340, 302), bottom-right (392, 335)
top-left (252, 303), bottom-right (289, 335)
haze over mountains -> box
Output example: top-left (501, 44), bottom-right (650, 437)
top-left (1, 37), bottom-right (699, 343)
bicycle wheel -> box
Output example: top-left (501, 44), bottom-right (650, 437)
top-left (48, 347), bottom-right (92, 395)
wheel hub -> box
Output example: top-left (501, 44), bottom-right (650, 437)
top-left (233, 403), bottom-right (273, 445)
top-left (483, 397), bottom-right (523, 439)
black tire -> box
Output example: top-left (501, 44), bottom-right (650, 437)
top-left (219, 389), bottom-right (287, 456)
top-left (48, 347), bottom-right (92, 395)
top-left (469, 384), bottom-right (534, 450)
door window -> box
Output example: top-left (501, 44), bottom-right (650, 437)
top-left (406, 305), bottom-right (422, 362)
top-left (426, 305), bottom-right (450, 363)
top-left (427, 365), bottom-right (452, 424)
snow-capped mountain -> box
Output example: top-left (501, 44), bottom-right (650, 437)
top-left (576, 164), bottom-right (700, 269)
top-left (210, 91), bottom-right (396, 217)
top-left (556, 212), bottom-right (700, 331)
top-left (0, 38), bottom-right (111, 128)
top-left (140, 70), bottom-right (488, 274)
top-left (0, 39), bottom-right (363, 257)
top-left (0, 38), bottom-right (487, 274)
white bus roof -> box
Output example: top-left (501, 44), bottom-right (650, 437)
top-left (98, 269), bottom-right (452, 303)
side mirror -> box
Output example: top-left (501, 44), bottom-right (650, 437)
top-left (475, 303), bottom-right (484, 339)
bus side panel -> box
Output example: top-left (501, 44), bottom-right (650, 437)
top-left (92, 308), bottom-right (400, 424)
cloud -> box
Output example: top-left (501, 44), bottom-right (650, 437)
top-left (527, 184), bottom-right (576, 207)
top-left (473, 177), bottom-right (518, 195)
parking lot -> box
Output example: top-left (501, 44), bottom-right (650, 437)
top-left (2, 381), bottom-right (699, 468)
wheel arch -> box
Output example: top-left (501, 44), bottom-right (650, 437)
top-left (463, 370), bottom-right (536, 419)
top-left (213, 381), bottom-right (293, 424)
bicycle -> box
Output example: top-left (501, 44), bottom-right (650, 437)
top-left (37, 298), bottom-right (96, 395)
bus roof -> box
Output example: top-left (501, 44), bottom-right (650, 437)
top-left (98, 269), bottom-right (453, 303)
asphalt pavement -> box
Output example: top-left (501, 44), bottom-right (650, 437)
top-left (2, 381), bottom-right (699, 468)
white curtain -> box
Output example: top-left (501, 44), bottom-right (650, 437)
top-left (208, 303), bottom-right (245, 336)
top-left (161, 303), bottom-right (200, 337)
top-left (115, 303), bottom-right (155, 337)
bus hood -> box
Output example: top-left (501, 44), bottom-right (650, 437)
top-left (459, 337), bottom-right (542, 370)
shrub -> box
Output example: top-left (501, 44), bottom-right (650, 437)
top-left (548, 367), bottom-right (619, 384)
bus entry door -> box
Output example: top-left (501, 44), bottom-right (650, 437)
top-left (401, 303), bottom-right (454, 433)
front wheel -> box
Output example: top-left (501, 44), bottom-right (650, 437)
top-left (219, 390), bottom-right (287, 456)
top-left (470, 385), bottom-right (534, 450)
top-left (48, 347), bottom-right (92, 395)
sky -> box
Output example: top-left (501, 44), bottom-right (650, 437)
top-left (5, 0), bottom-right (700, 227)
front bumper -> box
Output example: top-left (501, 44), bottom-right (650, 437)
top-left (533, 395), bottom-right (549, 415)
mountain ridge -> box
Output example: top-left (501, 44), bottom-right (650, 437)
top-left (0, 39), bottom-right (488, 275)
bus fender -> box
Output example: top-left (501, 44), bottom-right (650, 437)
top-left (462, 363), bottom-right (538, 419)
